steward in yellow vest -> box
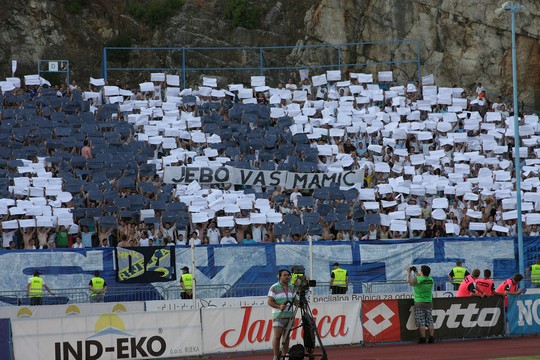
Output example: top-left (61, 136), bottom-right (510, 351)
top-left (26, 271), bottom-right (55, 306)
top-left (448, 261), bottom-right (470, 290)
top-left (180, 266), bottom-right (193, 299)
top-left (527, 259), bottom-right (540, 288)
top-left (330, 263), bottom-right (348, 295)
top-left (89, 271), bottom-right (107, 303)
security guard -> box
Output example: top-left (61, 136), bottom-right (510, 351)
top-left (180, 266), bottom-right (193, 299)
top-left (26, 271), bottom-right (55, 306)
top-left (89, 271), bottom-right (107, 303)
top-left (448, 261), bottom-right (470, 290)
top-left (330, 263), bottom-right (348, 294)
top-left (526, 259), bottom-right (540, 288)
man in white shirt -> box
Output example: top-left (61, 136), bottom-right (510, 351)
top-left (220, 229), bottom-right (238, 245)
top-left (252, 224), bottom-right (263, 243)
top-left (2, 228), bottom-right (16, 249)
top-left (206, 222), bottom-right (220, 244)
top-left (289, 187), bottom-right (302, 207)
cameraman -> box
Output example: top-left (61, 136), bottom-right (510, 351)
top-left (268, 269), bottom-right (296, 360)
top-left (406, 265), bottom-right (435, 344)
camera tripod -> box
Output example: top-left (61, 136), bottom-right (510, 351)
top-left (279, 292), bottom-right (328, 360)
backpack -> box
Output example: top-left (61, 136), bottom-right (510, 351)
top-left (288, 344), bottom-right (305, 360)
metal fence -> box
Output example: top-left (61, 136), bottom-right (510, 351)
top-left (0, 278), bottom-right (515, 307)
top-left (102, 40), bottom-right (421, 87)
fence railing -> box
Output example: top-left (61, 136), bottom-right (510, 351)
top-left (102, 40), bottom-right (421, 87)
top-left (0, 278), bottom-right (515, 307)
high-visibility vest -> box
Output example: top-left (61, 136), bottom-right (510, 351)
top-left (291, 273), bottom-right (304, 285)
top-left (532, 264), bottom-right (540, 283)
top-left (90, 277), bottom-right (105, 296)
top-left (476, 278), bottom-right (495, 296)
top-left (181, 273), bottom-right (193, 291)
top-left (456, 275), bottom-right (476, 297)
top-left (452, 266), bottom-right (467, 284)
top-left (29, 276), bottom-right (43, 298)
top-left (332, 268), bottom-right (347, 287)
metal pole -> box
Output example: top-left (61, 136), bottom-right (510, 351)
top-left (309, 235), bottom-right (313, 280)
top-left (309, 235), bottom-right (314, 294)
top-left (102, 49), bottom-right (108, 82)
top-left (417, 40), bottom-right (421, 86)
top-left (259, 47), bottom-right (264, 76)
top-left (511, 3), bottom-right (524, 276)
top-left (182, 48), bottom-right (186, 89)
top-left (191, 238), bottom-right (197, 307)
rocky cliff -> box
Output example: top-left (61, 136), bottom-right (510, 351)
top-left (1, 0), bottom-right (539, 108)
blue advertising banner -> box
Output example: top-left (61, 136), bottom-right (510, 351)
top-left (508, 294), bottom-right (540, 335)
top-left (0, 318), bottom-right (13, 360)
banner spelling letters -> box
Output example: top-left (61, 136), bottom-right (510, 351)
top-left (163, 166), bottom-right (364, 189)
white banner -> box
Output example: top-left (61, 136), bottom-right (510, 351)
top-left (163, 166), bottom-right (364, 189)
top-left (0, 301), bottom-right (144, 319)
top-left (201, 302), bottom-right (362, 354)
top-left (12, 310), bottom-right (202, 359)
top-left (146, 296), bottom-right (267, 311)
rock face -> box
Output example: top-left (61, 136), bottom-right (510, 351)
top-left (1, 0), bottom-right (538, 108)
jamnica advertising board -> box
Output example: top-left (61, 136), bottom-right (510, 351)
top-left (201, 302), bottom-right (362, 354)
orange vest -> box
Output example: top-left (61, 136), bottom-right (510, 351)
top-left (496, 278), bottom-right (517, 307)
top-left (456, 275), bottom-right (476, 297)
top-left (475, 278), bottom-right (494, 296)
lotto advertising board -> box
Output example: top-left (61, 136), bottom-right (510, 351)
top-left (201, 302), bottom-right (363, 354)
top-left (12, 310), bottom-right (202, 360)
top-left (362, 297), bottom-right (505, 343)
top-left (507, 294), bottom-right (540, 335)
top-left (399, 297), bottom-right (505, 341)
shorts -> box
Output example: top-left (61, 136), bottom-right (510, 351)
top-left (272, 317), bottom-right (293, 329)
top-left (414, 303), bottom-right (434, 327)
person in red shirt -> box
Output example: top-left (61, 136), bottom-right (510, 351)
top-left (496, 274), bottom-right (524, 308)
top-left (475, 269), bottom-right (497, 296)
top-left (456, 269), bottom-right (484, 297)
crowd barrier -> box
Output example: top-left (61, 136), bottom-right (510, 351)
top-left (2, 292), bottom-right (538, 359)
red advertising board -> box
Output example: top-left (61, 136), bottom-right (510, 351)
top-left (362, 300), bottom-right (401, 343)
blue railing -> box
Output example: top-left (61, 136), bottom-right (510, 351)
top-left (102, 40), bottom-right (421, 86)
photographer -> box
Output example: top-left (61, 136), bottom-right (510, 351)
top-left (268, 269), bottom-right (296, 360)
top-left (406, 265), bottom-right (435, 344)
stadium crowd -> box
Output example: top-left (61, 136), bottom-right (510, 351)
top-left (0, 69), bottom-right (539, 249)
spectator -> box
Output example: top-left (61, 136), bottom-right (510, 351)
top-left (220, 229), bottom-right (238, 245)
